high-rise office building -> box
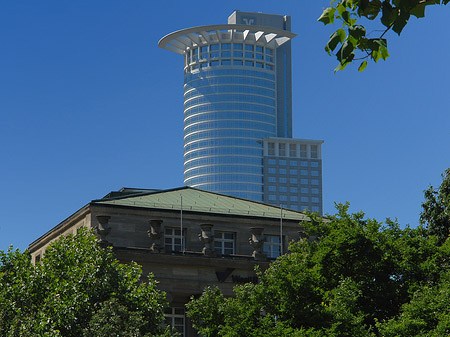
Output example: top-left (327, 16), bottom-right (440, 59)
top-left (159, 10), bottom-right (323, 213)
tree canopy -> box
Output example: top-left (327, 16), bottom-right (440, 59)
top-left (187, 194), bottom-right (450, 336)
top-left (420, 168), bottom-right (450, 244)
top-left (0, 228), bottom-right (171, 337)
top-left (318, 0), bottom-right (449, 72)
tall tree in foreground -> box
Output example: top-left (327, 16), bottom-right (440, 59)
top-left (0, 228), bottom-right (171, 337)
top-left (187, 203), bottom-right (450, 336)
top-left (420, 168), bottom-right (450, 244)
top-left (318, 0), bottom-right (449, 71)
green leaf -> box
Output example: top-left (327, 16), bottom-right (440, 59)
top-left (358, 60), bottom-right (368, 72)
top-left (337, 28), bottom-right (346, 42)
top-left (379, 45), bottom-right (390, 60)
top-left (326, 29), bottom-right (346, 54)
top-left (318, 7), bottom-right (336, 25)
top-left (410, 3), bottom-right (426, 18)
top-left (358, 0), bottom-right (382, 19)
top-left (359, 0), bottom-right (369, 11)
top-left (381, 1), bottom-right (398, 27)
top-left (392, 10), bottom-right (410, 35)
top-left (337, 3), bottom-right (347, 16)
top-left (348, 25), bottom-right (366, 39)
top-left (336, 40), bottom-right (354, 62)
top-left (342, 10), bottom-right (351, 24)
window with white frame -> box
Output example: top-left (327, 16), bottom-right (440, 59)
top-left (165, 228), bottom-right (185, 252)
top-left (300, 144), bottom-right (307, 158)
top-left (311, 145), bottom-right (318, 158)
top-left (165, 307), bottom-right (185, 337)
top-left (214, 231), bottom-right (235, 255)
top-left (264, 235), bottom-right (281, 258)
top-left (279, 143), bottom-right (286, 156)
top-left (289, 144), bottom-right (297, 157)
top-left (268, 142), bottom-right (275, 155)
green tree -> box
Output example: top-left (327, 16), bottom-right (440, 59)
top-left (377, 272), bottom-right (450, 336)
top-left (0, 228), bottom-right (171, 337)
top-left (187, 204), bottom-right (450, 336)
top-left (318, 0), bottom-right (450, 71)
top-left (420, 168), bottom-right (450, 244)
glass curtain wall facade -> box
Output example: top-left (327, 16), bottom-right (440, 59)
top-left (159, 21), bottom-right (295, 201)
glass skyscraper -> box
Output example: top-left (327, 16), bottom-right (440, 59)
top-left (159, 11), bottom-right (324, 213)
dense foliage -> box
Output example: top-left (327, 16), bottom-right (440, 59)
top-left (420, 168), bottom-right (450, 244)
top-left (0, 228), bottom-right (171, 337)
top-left (187, 173), bottom-right (450, 336)
top-left (318, 0), bottom-right (449, 71)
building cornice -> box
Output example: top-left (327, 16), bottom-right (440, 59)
top-left (158, 24), bottom-right (297, 54)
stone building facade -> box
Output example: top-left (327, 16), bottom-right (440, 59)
top-left (28, 187), bottom-right (310, 336)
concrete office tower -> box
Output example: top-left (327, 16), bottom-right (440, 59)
top-left (159, 11), bottom-right (324, 213)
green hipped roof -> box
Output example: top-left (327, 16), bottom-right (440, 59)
top-left (93, 186), bottom-right (310, 222)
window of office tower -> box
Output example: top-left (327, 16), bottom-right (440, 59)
top-left (185, 42), bottom-right (275, 72)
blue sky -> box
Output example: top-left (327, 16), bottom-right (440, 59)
top-left (1, 1), bottom-right (449, 252)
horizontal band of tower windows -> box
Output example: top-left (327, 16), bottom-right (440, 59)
top-left (185, 149), bottom-right (263, 162)
top-left (184, 144), bottom-right (262, 157)
top-left (184, 154), bottom-right (263, 166)
top-left (188, 182), bottom-right (264, 193)
top-left (184, 103), bottom-right (275, 117)
top-left (185, 68), bottom-right (275, 81)
top-left (184, 95), bottom-right (275, 110)
top-left (185, 174), bottom-right (264, 185)
top-left (184, 108), bottom-right (275, 123)
top-left (184, 130), bottom-right (275, 143)
top-left (184, 119), bottom-right (276, 134)
top-left (184, 84), bottom-right (275, 99)
top-left (184, 136), bottom-right (264, 151)
top-left (184, 164), bottom-right (263, 177)
top-left (184, 161), bottom-right (263, 171)
top-left (185, 76), bottom-right (275, 90)
top-left (184, 112), bottom-right (276, 127)
top-left (184, 156), bottom-right (263, 170)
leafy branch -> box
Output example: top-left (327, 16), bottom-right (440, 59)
top-left (318, 0), bottom-right (450, 72)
